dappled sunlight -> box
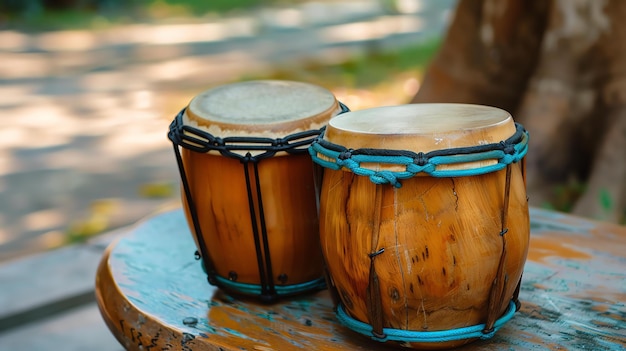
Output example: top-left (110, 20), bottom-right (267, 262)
top-left (298, 1), bottom-right (382, 26)
top-left (0, 212), bottom-right (7, 245)
top-left (96, 111), bottom-right (172, 160)
top-left (21, 209), bottom-right (65, 232)
top-left (136, 51), bottom-right (271, 84)
top-left (0, 53), bottom-right (53, 79)
top-left (128, 90), bottom-right (155, 110)
top-left (395, 0), bottom-right (425, 14)
top-left (0, 103), bottom-right (74, 154)
top-left (139, 20), bottom-right (255, 45)
top-left (35, 30), bottom-right (99, 51)
top-left (36, 230), bottom-right (67, 250)
top-left (132, 44), bottom-right (190, 62)
top-left (101, 19), bottom-right (257, 46)
top-left (0, 31), bottom-right (29, 51)
top-left (0, 0), bottom-right (451, 262)
top-left (0, 228), bottom-right (8, 246)
top-left (74, 92), bottom-right (121, 111)
top-left (403, 77), bottom-right (421, 96)
top-left (260, 8), bottom-right (303, 28)
top-left (0, 51), bottom-right (104, 79)
top-left (0, 151), bottom-right (15, 176)
top-left (138, 56), bottom-right (210, 82)
top-left (43, 149), bottom-right (96, 170)
top-left (331, 74), bottom-right (422, 110)
top-left (0, 128), bottom-right (28, 151)
top-left (80, 70), bottom-right (146, 92)
top-left (0, 85), bottom-right (37, 107)
top-left (53, 51), bottom-right (100, 73)
top-left (75, 51), bottom-right (269, 88)
top-left (320, 15), bottom-right (424, 43)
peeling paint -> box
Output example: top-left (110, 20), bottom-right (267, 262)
top-left (96, 208), bottom-right (626, 350)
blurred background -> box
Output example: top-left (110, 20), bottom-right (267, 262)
top-left (0, 0), bottom-right (457, 263)
top-left (2, 0), bottom-right (626, 266)
top-left (1, 1), bottom-right (625, 349)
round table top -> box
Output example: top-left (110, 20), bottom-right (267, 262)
top-left (95, 208), bottom-right (626, 351)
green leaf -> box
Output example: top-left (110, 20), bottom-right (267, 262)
top-left (599, 188), bottom-right (613, 211)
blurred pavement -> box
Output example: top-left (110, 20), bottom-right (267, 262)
top-left (0, 0), bottom-right (456, 262)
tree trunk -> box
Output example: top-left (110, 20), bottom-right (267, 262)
top-left (413, 0), bottom-right (626, 223)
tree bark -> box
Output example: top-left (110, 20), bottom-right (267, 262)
top-left (413, 0), bottom-right (626, 223)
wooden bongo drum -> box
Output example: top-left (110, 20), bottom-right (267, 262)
top-left (310, 104), bottom-right (530, 349)
top-left (168, 80), bottom-right (348, 302)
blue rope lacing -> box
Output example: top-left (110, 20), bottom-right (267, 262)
top-left (199, 259), bottom-right (327, 296)
top-left (336, 300), bottom-right (517, 343)
top-left (309, 123), bottom-right (529, 187)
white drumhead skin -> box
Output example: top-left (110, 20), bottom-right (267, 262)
top-left (324, 104), bottom-right (516, 152)
top-left (329, 104), bottom-right (511, 134)
top-left (187, 80), bottom-right (338, 133)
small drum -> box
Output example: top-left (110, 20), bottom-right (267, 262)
top-left (310, 104), bottom-right (529, 349)
top-left (168, 80), bottom-right (348, 302)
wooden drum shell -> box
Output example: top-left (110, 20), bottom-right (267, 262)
top-left (315, 104), bottom-right (530, 349)
top-left (182, 150), bottom-right (325, 286)
top-left (172, 80), bottom-right (345, 298)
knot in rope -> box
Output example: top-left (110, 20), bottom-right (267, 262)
top-left (369, 172), bottom-right (401, 188)
top-left (406, 163), bottom-right (436, 174)
top-left (338, 149), bottom-right (354, 160)
top-left (414, 152), bottom-right (428, 166)
top-left (500, 140), bottom-right (516, 155)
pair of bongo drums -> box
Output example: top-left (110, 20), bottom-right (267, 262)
top-left (168, 80), bottom-right (530, 349)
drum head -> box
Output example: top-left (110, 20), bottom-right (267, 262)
top-left (325, 104), bottom-right (516, 152)
top-left (185, 80), bottom-right (340, 137)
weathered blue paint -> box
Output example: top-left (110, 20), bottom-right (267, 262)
top-left (97, 208), bottom-right (626, 350)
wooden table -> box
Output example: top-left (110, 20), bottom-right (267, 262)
top-left (95, 208), bottom-right (626, 350)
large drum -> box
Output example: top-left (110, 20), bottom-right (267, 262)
top-left (310, 104), bottom-right (529, 349)
top-left (168, 80), bottom-right (348, 302)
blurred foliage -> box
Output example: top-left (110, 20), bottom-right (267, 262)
top-left (541, 180), bottom-right (586, 213)
top-left (543, 184), bottom-right (624, 224)
top-left (65, 198), bottom-right (118, 243)
top-left (598, 188), bottom-right (613, 213)
top-left (244, 39), bottom-right (441, 90)
top-left (139, 182), bottom-right (176, 198)
top-left (0, 0), bottom-right (292, 30)
top-left (147, 0), bottom-right (262, 15)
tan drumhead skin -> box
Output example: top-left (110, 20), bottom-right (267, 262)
top-left (184, 80), bottom-right (341, 137)
top-left (325, 103), bottom-right (516, 152)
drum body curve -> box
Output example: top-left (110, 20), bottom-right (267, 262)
top-left (313, 103), bottom-right (530, 348)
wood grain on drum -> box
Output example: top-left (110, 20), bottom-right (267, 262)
top-left (174, 80), bottom-right (343, 297)
top-left (181, 151), bottom-right (325, 286)
top-left (319, 165), bottom-right (529, 349)
top-left (317, 104), bottom-right (530, 348)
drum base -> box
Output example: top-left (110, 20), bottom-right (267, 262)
top-left (335, 301), bottom-right (517, 350)
top-left (206, 269), bottom-right (327, 302)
